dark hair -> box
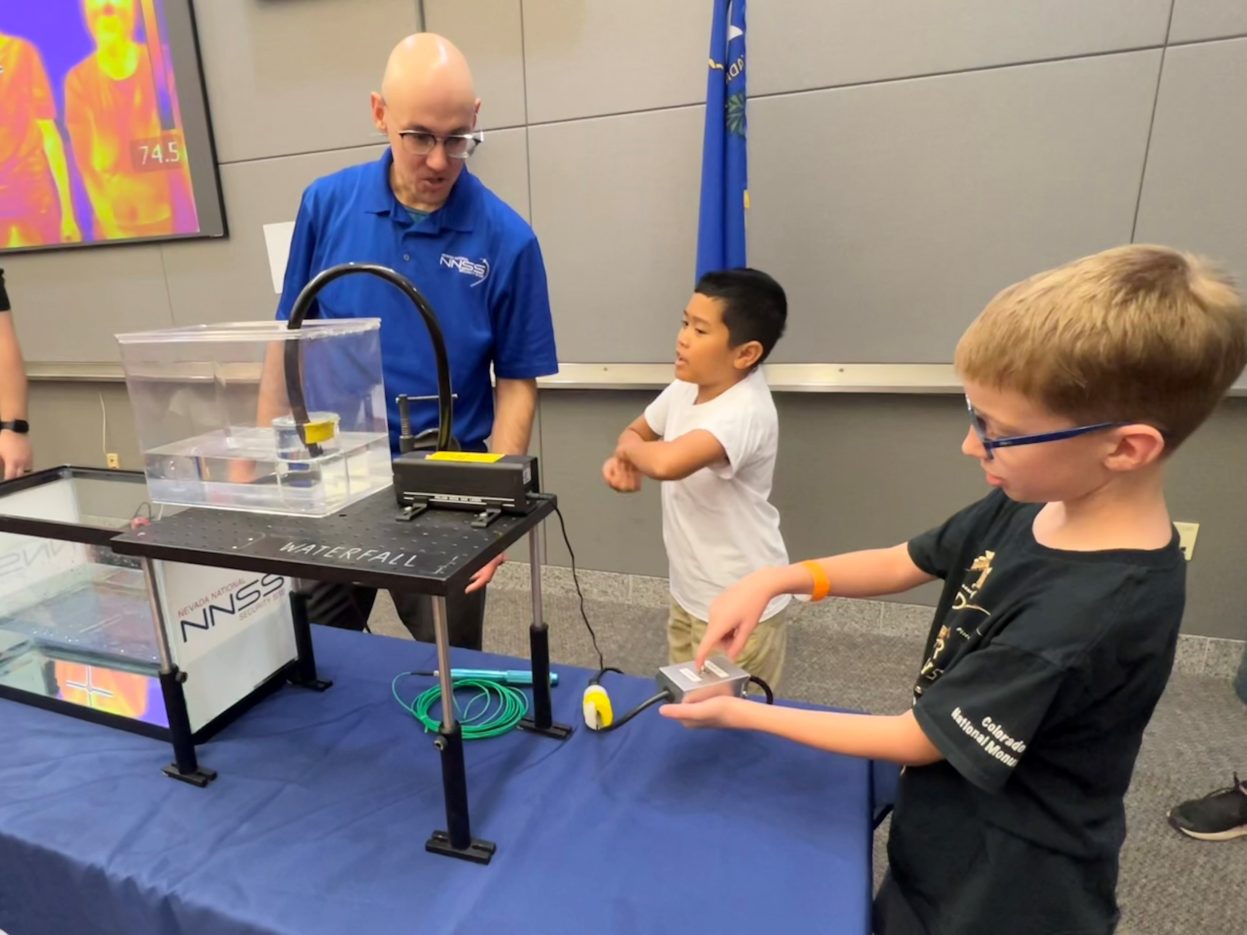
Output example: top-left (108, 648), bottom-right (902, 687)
top-left (694, 267), bottom-right (787, 364)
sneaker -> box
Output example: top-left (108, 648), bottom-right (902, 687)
top-left (1167, 773), bottom-right (1247, 841)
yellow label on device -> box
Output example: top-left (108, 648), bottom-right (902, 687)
top-left (426, 451), bottom-right (505, 463)
top-left (303, 420), bottom-right (337, 444)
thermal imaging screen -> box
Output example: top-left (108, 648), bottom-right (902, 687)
top-left (0, 1), bottom-right (221, 253)
top-left (55, 659), bottom-right (169, 728)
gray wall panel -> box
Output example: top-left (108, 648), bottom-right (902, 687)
top-left (469, 128), bottom-right (532, 222)
top-left (163, 145), bottom-right (386, 326)
top-left (1135, 38), bottom-right (1247, 285)
top-left (27, 383), bottom-right (138, 471)
top-left (1163, 396), bottom-right (1247, 641)
top-left (529, 107), bottom-right (702, 363)
top-left (6, 246), bottom-right (173, 362)
top-left (1169, 0), bottom-right (1247, 43)
top-left (750, 0), bottom-right (1172, 96)
top-left (521, 0), bottom-right (707, 123)
top-left (424, 0), bottom-right (527, 129)
top-left (538, 390), bottom-right (666, 576)
top-left (192, 0), bottom-right (419, 164)
top-left (751, 51), bottom-right (1161, 364)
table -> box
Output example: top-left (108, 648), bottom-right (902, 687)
top-left (111, 486), bottom-right (567, 860)
top-left (0, 627), bottom-right (874, 935)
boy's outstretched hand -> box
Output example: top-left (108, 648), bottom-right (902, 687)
top-left (602, 455), bottom-right (642, 492)
top-left (660, 694), bottom-right (747, 729)
top-left (694, 570), bottom-right (778, 668)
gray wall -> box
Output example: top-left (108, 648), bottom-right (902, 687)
top-left (10, 1), bottom-right (1247, 639)
top-left (7, 1), bottom-right (1247, 366)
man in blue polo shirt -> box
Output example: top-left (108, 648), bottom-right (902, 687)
top-left (276, 34), bottom-right (557, 649)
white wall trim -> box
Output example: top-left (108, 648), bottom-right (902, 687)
top-left (26, 360), bottom-right (1247, 396)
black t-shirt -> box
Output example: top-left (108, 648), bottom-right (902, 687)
top-left (888, 490), bottom-right (1184, 935)
top-left (0, 268), bottom-right (9, 312)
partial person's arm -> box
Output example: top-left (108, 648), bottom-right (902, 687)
top-left (618, 414), bottom-right (659, 447)
top-left (35, 120), bottom-right (80, 242)
top-left (694, 544), bottom-right (935, 667)
top-left (660, 699), bottom-right (943, 767)
top-left (616, 426), bottom-right (725, 481)
top-left (602, 415), bottom-right (654, 492)
top-left (0, 302), bottom-right (34, 479)
top-left (489, 377), bottom-right (538, 455)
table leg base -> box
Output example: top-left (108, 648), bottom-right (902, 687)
top-left (288, 674), bottom-right (334, 692)
top-left (518, 717), bottom-right (574, 740)
top-left (162, 763), bottom-right (218, 787)
top-left (425, 830), bottom-right (497, 864)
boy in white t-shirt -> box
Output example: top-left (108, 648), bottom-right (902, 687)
top-left (602, 268), bottom-right (791, 688)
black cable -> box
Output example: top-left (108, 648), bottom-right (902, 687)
top-left (284, 263), bottom-right (455, 455)
top-left (593, 690), bottom-right (672, 733)
top-left (549, 502), bottom-right (605, 673)
top-left (748, 675), bottom-right (775, 704)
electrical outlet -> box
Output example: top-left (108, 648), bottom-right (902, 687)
top-left (105, 452), bottom-right (120, 469)
top-left (1174, 521), bottom-right (1199, 561)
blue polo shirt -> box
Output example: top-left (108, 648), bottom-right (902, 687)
top-left (276, 150), bottom-right (558, 451)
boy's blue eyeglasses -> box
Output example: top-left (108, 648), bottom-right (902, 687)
top-left (966, 396), bottom-right (1130, 461)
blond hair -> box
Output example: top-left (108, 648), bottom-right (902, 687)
top-left (956, 245), bottom-right (1247, 449)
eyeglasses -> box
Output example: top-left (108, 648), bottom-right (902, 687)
top-left (395, 129), bottom-right (484, 159)
top-left (966, 396), bottom-right (1130, 461)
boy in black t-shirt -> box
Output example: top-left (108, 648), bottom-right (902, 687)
top-left (661, 245), bottom-right (1247, 934)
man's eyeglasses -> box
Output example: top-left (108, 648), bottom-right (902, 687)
top-left (966, 396), bottom-right (1130, 461)
top-left (396, 129), bottom-right (484, 159)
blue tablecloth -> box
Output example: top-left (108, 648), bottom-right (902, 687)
top-left (0, 627), bottom-right (872, 935)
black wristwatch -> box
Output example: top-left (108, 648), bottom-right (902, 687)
top-left (0, 420), bottom-right (29, 434)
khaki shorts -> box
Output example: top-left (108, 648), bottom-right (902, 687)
top-left (667, 598), bottom-right (790, 694)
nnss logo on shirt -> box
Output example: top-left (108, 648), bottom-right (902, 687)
top-left (440, 253), bottom-right (489, 287)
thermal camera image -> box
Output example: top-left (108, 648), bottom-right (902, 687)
top-left (55, 659), bottom-right (168, 728)
top-left (0, 0), bottom-right (200, 251)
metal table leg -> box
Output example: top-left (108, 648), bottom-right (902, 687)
top-left (424, 593), bottom-right (496, 863)
top-left (519, 528), bottom-right (572, 739)
top-left (142, 558), bottom-right (217, 787)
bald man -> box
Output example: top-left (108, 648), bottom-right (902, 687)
top-left (277, 34), bottom-right (557, 648)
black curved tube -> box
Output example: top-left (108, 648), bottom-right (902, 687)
top-left (283, 263), bottom-right (454, 455)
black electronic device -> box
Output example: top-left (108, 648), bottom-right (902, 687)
top-left (392, 451), bottom-right (540, 528)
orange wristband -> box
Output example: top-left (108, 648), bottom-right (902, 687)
top-left (801, 560), bottom-right (830, 602)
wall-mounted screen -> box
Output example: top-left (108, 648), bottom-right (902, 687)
top-left (0, 0), bottom-right (225, 254)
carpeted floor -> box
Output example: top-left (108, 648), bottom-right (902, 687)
top-left (368, 584), bottom-right (1247, 935)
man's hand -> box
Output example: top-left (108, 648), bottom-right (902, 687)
top-left (601, 455), bottom-right (641, 492)
top-left (0, 431), bottom-right (33, 480)
top-left (466, 553), bottom-right (505, 593)
top-left (659, 695), bottom-right (748, 730)
top-left (693, 569), bottom-right (781, 668)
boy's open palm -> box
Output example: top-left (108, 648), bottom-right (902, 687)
top-left (660, 695), bottom-right (746, 729)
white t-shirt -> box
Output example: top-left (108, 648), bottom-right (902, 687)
top-left (643, 369), bottom-right (791, 622)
